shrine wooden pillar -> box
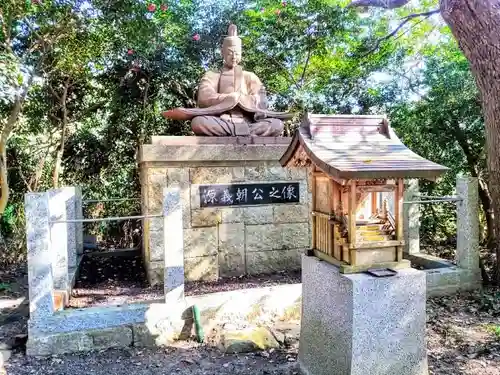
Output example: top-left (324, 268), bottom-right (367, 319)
top-left (371, 192), bottom-right (377, 216)
top-left (348, 180), bottom-right (357, 265)
top-left (395, 178), bottom-right (404, 261)
top-left (311, 168), bottom-right (317, 251)
top-left (326, 179), bottom-right (334, 258)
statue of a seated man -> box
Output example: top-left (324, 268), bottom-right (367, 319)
top-left (162, 24), bottom-right (293, 137)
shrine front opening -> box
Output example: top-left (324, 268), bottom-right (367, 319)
top-left (311, 176), bottom-right (407, 273)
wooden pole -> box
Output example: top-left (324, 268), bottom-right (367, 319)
top-left (348, 180), bottom-right (357, 265)
top-left (395, 178), bottom-right (404, 261)
top-left (371, 192), bottom-right (377, 217)
top-left (328, 179), bottom-right (334, 257)
top-left (311, 171), bottom-right (317, 251)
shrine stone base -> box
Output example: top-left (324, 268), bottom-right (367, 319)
top-left (139, 136), bottom-right (310, 285)
top-left (299, 255), bottom-right (428, 375)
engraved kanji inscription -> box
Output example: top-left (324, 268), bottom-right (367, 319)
top-left (199, 182), bottom-right (300, 207)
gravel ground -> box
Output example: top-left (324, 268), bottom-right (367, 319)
top-left (426, 288), bottom-right (500, 375)
top-left (184, 270), bottom-right (301, 296)
top-left (1, 263), bottom-right (500, 375)
top-left (6, 345), bottom-right (300, 375)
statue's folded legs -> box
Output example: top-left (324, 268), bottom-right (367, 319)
top-left (191, 116), bottom-right (236, 136)
top-left (249, 118), bottom-right (284, 137)
top-left (192, 115), bottom-right (283, 137)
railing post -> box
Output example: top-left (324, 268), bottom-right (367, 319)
top-left (48, 187), bottom-right (77, 302)
top-left (456, 177), bottom-right (480, 271)
top-left (403, 179), bottom-right (420, 255)
top-left (25, 192), bottom-right (55, 323)
top-left (163, 187), bottom-right (184, 304)
top-left (75, 186), bottom-right (84, 256)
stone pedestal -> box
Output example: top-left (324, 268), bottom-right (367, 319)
top-left (75, 186), bottom-right (84, 255)
top-left (139, 136), bottom-right (310, 285)
top-left (299, 255), bottom-right (428, 375)
top-left (25, 192), bottom-right (55, 324)
top-left (403, 179), bottom-right (420, 255)
top-left (48, 187), bottom-right (77, 293)
top-left (456, 177), bottom-right (480, 271)
top-left (163, 187), bottom-right (185, 304)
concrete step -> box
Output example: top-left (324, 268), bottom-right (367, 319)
top-left (356, 219), bottom-right (384, 225)
top-left (357, 224), bottom-right (384, 232)
top-left (356, 234), bottom-right (393, 242)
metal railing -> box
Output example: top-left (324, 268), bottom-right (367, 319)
top-left (404, 195), bottom-right (462, 205)
top-left (82, 198), bottom-right (140, 204)
top-left (50, 213), bottom-right (162, 224)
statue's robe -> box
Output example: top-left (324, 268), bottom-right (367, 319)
top-left (163, 66), bottom-right (293, 136)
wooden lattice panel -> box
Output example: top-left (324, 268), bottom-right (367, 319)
top-left (314, 177), bottom-right (330, 213)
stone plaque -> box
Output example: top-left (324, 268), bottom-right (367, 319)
top-left (199, 182), bottom-right (300, 207)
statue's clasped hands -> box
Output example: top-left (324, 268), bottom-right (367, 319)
top-left (227, 92), bottom-right (240, 102)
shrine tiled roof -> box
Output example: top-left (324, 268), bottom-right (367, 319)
top-left (280, 113), bottom-right (449, 180)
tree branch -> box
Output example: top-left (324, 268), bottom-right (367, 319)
top-left (299, 22), bottom-right (318, 88)
top-left (300, 48), bottom-right (312, 86)
top-left (0, 9), bottom-right (12, 53)
top-left (267, 54), bottom-right (301, 89)
top-left (361, 9), bottom-right (440, 57)
top-left (78, 100), bottom-right (108, 117)
top-left (52, 79), bottom-right (71, 188)
top-left (348, 0), bottom-right (410, 9)
top-left (400, 9), bottom-right (441, 20)
top-left (48, 83), bottom-right (62, 102)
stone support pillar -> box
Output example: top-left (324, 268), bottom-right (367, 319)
top-left (403, 179), bottom-right (420, 255)
top-left (299, 255), bottom-right (428, 375)
top-left (75, 186), bottom-right (84, 255)
top-left (163, 187), bottom-right (185, 304)
top-left (25, 192), bottom-right (55, 323)
top-left (456, 177), bottom-right (480, 271)
top-left (48, 187), bottom-right (77, 295)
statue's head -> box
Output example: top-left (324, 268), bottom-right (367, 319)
top-left (222, 24), bottom-right (242, 69)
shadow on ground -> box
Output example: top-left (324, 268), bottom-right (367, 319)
top-left (5, 345), bottom-right (300, 375)
top-left (1, 262), bottom-right (499, 375)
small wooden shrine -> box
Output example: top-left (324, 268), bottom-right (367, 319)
top-left (280, 114), bottom-right (448, 273)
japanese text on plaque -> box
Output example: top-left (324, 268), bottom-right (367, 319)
top-left (199, 182), bottom-right (300, 207)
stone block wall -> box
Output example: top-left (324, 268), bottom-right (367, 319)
top-left (139, 136), bottom-right (311, 285)
top-left (402, 177), bottom-right (482, 296)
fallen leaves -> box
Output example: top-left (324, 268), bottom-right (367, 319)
top-left (427, 287), bottom-right (500, 375)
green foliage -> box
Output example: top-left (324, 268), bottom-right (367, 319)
top-left (0, 204), bottom-right (16, 236)
top-left (0, 0), bottom-right (489, 266)
top-left (388, 40), bottom-right (485, 243)
top-left (485, 324), bottom-right (500, 340)
top-left (0, 282), bottom-right (12, 292)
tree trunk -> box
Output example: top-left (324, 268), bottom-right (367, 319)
top-left (52, 82), bottom-right (70, 188)
top-left (0, 96), bottom-right (23, 215)
top-left (478, 177), bottom-right (495, 247)
top-left (440, 0), bottom-right (500, 283)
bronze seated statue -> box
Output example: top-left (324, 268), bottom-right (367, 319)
top-left (162, 24), bottom-right (293, 137)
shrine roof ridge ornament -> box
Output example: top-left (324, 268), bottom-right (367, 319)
top-left (280, 113), bottom-right (449, 180)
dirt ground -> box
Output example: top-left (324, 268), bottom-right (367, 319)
top-left (6, 345), bottom-right (301, 375)
top-left (1, 263), bottom-right (499, 375)
top-left (69, 253), bottom-right (164, 308)
top-left (69, 254), bottom-right (302, 308)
